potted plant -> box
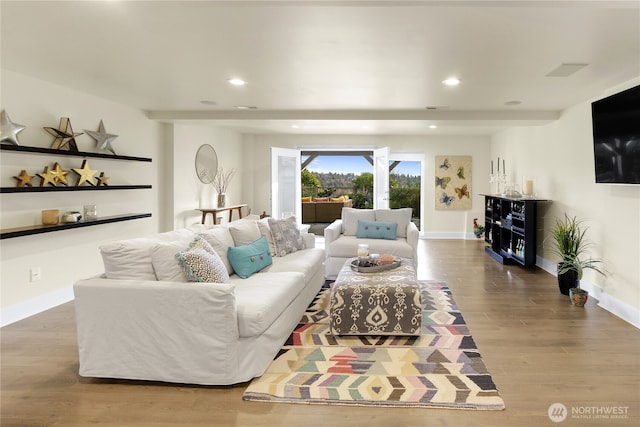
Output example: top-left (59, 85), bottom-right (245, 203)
top-left (548, 214), bottom-right (607, 305)
top-left (473, 218), bottom-right (484, 239)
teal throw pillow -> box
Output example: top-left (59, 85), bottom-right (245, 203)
top-left (356, 220), bottom-right (398, 240)
top-left (227, 235), bottom-right (273, 279)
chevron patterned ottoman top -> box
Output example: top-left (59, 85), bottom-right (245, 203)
top-left (330, 257), bottom-right (421, 336)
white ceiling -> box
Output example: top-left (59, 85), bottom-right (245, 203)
top-left (2, 0), bottom-right (639, 135)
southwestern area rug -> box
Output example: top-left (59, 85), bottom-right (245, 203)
top-left (243, 280), bottom-right (505, 410)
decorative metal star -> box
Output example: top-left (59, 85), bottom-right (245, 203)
top-left (44, 117), bottom-right (83, 151)
top-left (51, 162), bottom-right (69, 186)
top-left (96, 171), bottom-right (110, 186)
top-left (0, 110), bottom-right (26, 146)
top-left (72, 160), bottom-right (97, 186)
top-left (37, 166), bottom-right (59, 187)
top-left (13, 169), bottom-right (34, 187)
top-left (85, 120), bottom-right (118, 155)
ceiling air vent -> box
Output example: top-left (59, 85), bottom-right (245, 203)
top-left (545, 63), bottom-right (589, 77)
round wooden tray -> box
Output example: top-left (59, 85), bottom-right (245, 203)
top-left (350, 257), bottom-right (402, 273)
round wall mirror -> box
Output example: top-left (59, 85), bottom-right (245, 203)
top-left (195, 144), bottom-right (218, 184)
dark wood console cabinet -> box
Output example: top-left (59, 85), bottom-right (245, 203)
top-left (482, 194), bottom-right (548, 267)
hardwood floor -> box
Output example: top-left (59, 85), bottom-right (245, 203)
top-left (2, 239), bottom-right (639, 426)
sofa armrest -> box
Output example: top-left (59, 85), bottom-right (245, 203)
top-left (324, 220), bottom-right (343, 248)
top-left (406, 221), bottom-right (419, 259)
top-left (301, 232), bottom-right (315, 249)
top-left (73, 277), bottom-right (240, 384)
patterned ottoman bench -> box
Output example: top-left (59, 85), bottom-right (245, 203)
top-left (329, 257), bottom-right (421, 336)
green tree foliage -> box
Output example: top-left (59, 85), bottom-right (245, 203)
top-left (351, 191), bottom-right (373, 209)
top-left (301, 169), bottom-right (321, 197)
top-left (301, 168), bottom-right (321, 187)
top-left (390, 187), bottom-right (420, 217)
top-left (352, 172), bottom-right (373, 192)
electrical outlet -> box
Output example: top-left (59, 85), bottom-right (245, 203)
top-left (30, 267), bottom-right (41, 282)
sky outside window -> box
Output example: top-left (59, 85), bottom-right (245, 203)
top-left (303, 155), bottom-right (421, 176)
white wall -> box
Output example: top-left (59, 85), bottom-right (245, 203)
top-left (170, 124), bottom-right (245, 230)
top-left (492, 82), bottom-right (640, 325)
top-left (243, 133), bottom-right (492, 237)
top-left (0, 70), bottom-right (163, 325)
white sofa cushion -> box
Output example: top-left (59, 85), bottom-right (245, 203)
top-left (375, 208), bottom-right (412, 238)
top-left (100, 229), bottom-right (195, 280)
top-left (326, 235), bottom-right (415, 259)
top-left (231, 272), bottom-right (306, 338)
top-left (151, 240), bottom-right (190, 282)
top-left (257, 218), bottom-right (277, 256)
top-left (198, 226), bottom-right (236, 275)
top-left (342, 208), bottom-right (376, 236)
top-left (228, 220), bottom-right (262, 246)
top-left (264, 248), bottom-right (324, 280)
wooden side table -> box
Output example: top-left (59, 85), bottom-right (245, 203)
top-left (199, 204), bottom-right (247, 225)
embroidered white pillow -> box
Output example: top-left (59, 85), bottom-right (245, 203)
top-left (267, 217), bottom-right (305, 257)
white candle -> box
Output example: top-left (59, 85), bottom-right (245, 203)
top-left (525, 180), bottom-right (534, 195)
top-left (357, 244), bottom-right (369, 257)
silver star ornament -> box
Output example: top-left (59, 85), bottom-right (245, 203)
top-left (85, 120), bottom-right (118, 155)
top-left (0, 110), bottom-right (26, 145)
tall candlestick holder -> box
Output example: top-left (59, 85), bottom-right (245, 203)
top-left (490, 173), bottom-right (507, 194)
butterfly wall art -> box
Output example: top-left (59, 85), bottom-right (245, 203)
top-left (434, 155), bottom-right (472, 210)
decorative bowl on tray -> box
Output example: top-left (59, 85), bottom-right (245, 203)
top-left (350, 256), bottom-right (402, 273)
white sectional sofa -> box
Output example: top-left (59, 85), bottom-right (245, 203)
top-left (73, 217), bottom-right (324, 385)
top-left (324, 208), bottom-right (419, 280)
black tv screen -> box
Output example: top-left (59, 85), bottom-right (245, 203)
top-left (591, 84), bottom-right (640, 184)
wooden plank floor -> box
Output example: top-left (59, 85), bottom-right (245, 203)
top-left (2, 239), bottom-right (639, 426)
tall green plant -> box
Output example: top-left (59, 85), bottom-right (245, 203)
top-left (548, 214), bottom-right (607, 282)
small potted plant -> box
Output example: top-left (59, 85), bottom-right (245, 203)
top-left (548, 214), bottom-right (607, 305)
top-left (473, 218), bottom-right (484, 239)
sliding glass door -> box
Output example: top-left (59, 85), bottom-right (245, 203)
top-left (270, 147), bottom-right (301, 220)
top-left (373, 147), bottom-right (389, 209)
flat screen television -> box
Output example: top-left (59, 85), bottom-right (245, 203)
top-left (591, 84), bottom-right (640, 184)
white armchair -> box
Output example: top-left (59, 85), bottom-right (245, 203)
top-left (324, 208), bottom-right (419, 280)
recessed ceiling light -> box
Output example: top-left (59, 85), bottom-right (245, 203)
top-left (429, 125), bottom-right (437, 129)
top-left (442, 77), bottom-right (461, 86)
top-left (228, 78), bottom-right (246, 86)
top-left (234, 105), bottom-right (257, 110)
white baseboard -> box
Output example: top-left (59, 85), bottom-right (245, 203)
top-left (0, 286), bottom-right (74, 327)
top-left (537, 256), bottom-right (640, 329)
top-left (421, 232), bottom-right (470, 239)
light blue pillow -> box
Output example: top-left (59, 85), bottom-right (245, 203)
top-left (227, 236), bottom-right (273, 279)
top-left (356, 220), bottom-right (398, 240)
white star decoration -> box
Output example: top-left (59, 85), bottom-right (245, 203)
top-left (0, 110), bottom-right (26, 146)
top-left (85, 120), bottom-right (118, 155)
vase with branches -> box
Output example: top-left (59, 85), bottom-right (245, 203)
top-left (212, 167), bottom-right (236, 207)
